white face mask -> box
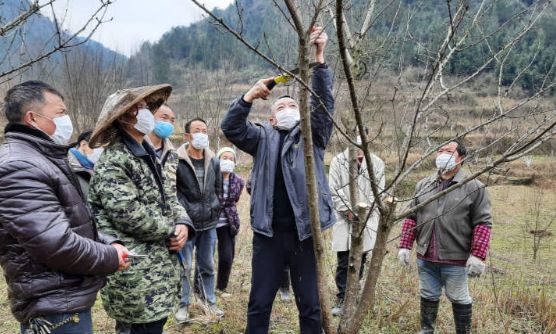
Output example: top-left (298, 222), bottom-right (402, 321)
top-left (436, 153), bottom-right (458, 172)
top-left (275, 108), bottom-right (300, 130)
top-left (220, 159), bottom-right (235, 173)
top-left (87, 148), bottom-right (104, 164)
top-left (134, 108), bottom-right (155, 135)
top-left (191, 133), bottom-right (209, 150)
top-left (51, 115), bottom-right (74, 145)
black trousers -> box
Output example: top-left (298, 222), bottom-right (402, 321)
top-left (216, 225), bottom-right (236, 291)
top-left (335, 250), bottom-right (368, 301)
top-left (246, 230), bottom-right (321, 334)
top-left (115, 318), bottom-right (167, 334)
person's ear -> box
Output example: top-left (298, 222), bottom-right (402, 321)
top-left (184, 133), bottom-right (191, 142)
top-left (23, 110), bottom-right (37, 126)
top-left (269, 116), bottom-right (276, 126)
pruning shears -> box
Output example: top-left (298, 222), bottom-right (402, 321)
top-left (123, 252), bottom-right (147, 264)
top-left (266, 62), bottom-right (320, 90)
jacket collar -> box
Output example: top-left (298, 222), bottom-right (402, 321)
top-left (118, 127), bottom-right (152, 158)
top-left (280, 125), bottom-right (300, 155)
top-left (144, 135), bottom-right (175, 158)
top-left (4, 123), bottom-right (69, 158)
top-left (5, 122), bottom-right (52, 141)
top-left (435, 167), bottom-right (466, 184)
top-left (452, 168), bottom-right (466, 183)
top-left (176, 143), bottom-right (215, 189)
top-left (176, 142), bottom-right (214, 163)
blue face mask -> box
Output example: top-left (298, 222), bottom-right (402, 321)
top-left (153, 121), bottom-right (174, 139)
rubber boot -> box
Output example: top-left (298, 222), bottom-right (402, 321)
top-left (418, 297), bottom-right (439, 334)
top-left (452, 302), bottom-right (472, 334)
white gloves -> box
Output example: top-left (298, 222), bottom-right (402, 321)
top-left (466, 255), bottom-right (486, 277)
top-left (398, 248), bottom-right (411, 266)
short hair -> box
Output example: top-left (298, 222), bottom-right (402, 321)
top-left (277, 95), bottom-right (294, 100)
top-left (3, 80), bottom-right (64, 123)
top-left (77, 130), bottom-right (92, 144)
top-left (451, 138), bottom-right (468, 157)
top-left (184, 117), bottom-right (207, 133)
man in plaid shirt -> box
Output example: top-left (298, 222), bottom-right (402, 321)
top-left (398, 140), bottom-right (492, 334)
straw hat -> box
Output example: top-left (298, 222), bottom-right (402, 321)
top-left (89, 84), bottom-right (172, 148)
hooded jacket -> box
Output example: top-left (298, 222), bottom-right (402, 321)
top-left (220, 64), bottom-right (335, 241)
top-left (0, 123), bottom-right (119, 323)
top-left (175, 144), bottom-right (222, 231)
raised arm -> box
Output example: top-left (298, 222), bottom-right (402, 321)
top-left (221, 78), bottom-right (272, 156)
top-left (309, 27), bottom-right (334, 149)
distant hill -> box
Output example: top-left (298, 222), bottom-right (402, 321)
top-left (0, 0), bottom-right (126, 77)
top-left (130, 0), bottom-right (554, 94)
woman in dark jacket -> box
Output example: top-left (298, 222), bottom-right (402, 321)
top-left (215, 147), bottom-right (244, 296)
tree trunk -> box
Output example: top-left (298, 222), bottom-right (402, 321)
top-left (340, 198), bottom-right (397, 334)
top-left (294, 34), bottom-right (335, 334)
top-left (338, 132), bottom-right (365, 328)
top-left (339, 201), bottom-right (368, 330)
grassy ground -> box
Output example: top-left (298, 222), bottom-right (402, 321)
top-left (1, 171), bottom-right (555, 333)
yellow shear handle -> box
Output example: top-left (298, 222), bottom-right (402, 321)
top-left (266, 74), bottom-right (293, 90)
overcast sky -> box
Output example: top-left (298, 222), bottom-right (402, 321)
top-left (40, 0), bottom-right (234, 56)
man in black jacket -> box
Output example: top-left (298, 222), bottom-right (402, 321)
top-left (175, 117), bottom-right (223, 322)
top-left (0, 81), bottom-right (128, 334)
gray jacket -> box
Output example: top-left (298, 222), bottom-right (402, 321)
top-left (410, 169), bottom-right (492, 260)
top-left (221, 64), bottom-right (335, 241)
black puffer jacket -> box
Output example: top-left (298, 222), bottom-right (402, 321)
top-left (0, 124), bottom-right (119, 323)
top-left (175, 144), bottom-right (221, 231)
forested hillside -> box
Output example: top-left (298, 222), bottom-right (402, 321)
top-left (0, 0), bottom-right (125, 78)
top-left (131, 0), bottom-right (555, 94)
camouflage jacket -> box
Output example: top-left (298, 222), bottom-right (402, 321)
top-left (88, 131), bottom-right (193, 323)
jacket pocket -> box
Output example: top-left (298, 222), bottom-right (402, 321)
top-left (103, 273), bottom-right (148, 317)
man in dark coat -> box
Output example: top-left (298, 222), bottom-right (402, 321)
top-left (0, 81), bottom-right (128, 334)
top-left (221, 27), bottom-right (334, 334)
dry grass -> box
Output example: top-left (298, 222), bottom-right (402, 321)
top-left (1, 174), bottom-right (555, 333)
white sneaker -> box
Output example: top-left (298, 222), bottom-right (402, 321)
top-left (174, 306), bottom-right (190, 323)
top-left (331, 305), bottom-right (343, 317)
top-left (332, 299), bottom-right (344, 317)
top-left (279, 287), bottom-right (291, 301)
top-left (208, 304), bottom-right (225, 317)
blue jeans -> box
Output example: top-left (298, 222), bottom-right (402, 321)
top-left (417, 259), bottom-right (472, 304)
top-left (180, 228), bottom-right (217, 306)
top-left (21, 309), bottom-right (92, 334)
